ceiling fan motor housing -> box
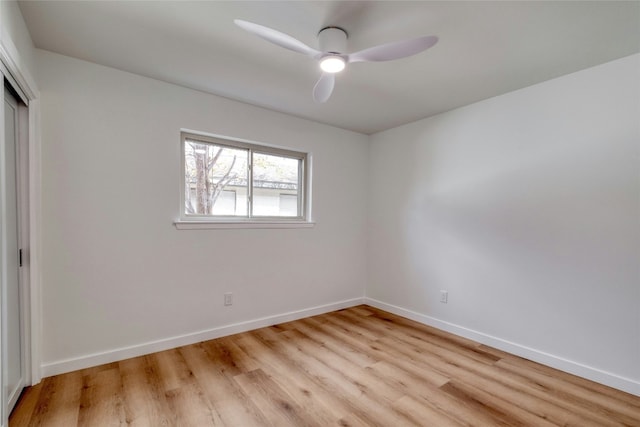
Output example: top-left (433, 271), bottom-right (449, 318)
top-left (318, 27), bottom-right (347, 54)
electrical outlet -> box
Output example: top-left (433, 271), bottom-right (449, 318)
top-left (440, 290), bottom-right (448, 304)
top-left (224, 292), bottom-right (233, 306)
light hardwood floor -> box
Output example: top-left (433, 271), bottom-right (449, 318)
top-left (10, 305), bottom-right (640, 426)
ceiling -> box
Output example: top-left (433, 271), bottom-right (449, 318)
top-left (18, 1), bottom-right (640, 135)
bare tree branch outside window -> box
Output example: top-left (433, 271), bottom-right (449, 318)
top-left (185, 142), bottom-right (242, 215)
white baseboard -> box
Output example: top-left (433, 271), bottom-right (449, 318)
top-left (364, 298), bottom-right (640, 397)
top-left (41, 297), bottom-right (365, 378)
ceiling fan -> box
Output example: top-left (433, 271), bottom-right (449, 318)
top-left (234, 20), bottom-right (438, 103)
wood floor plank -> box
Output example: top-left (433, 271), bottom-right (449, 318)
top-left (345, 306), bottom-right (376, 317)
top-left (165, 382), bottom-right (224, 426)
top-left (365, 306), bottom-right (483, 348)
top-left (392, 395), bottom-right (463, 427)
top-left (248, 327), bottom-right (365, 400)
top-left (278, 328), bottom-right (405, 403)
top-left (10, 305), bottom-right (640, 427)
top-left (332, 413), bottom-right (375, 427)
top-left (6, 382), bottom-right (42, 426)
top-left (494, 353), bottom-right (640, 409)
top-left (231, 332), bottom-right (347, 424)
top-left (294, 319), bottom-right (379, 368)
top-left (249, 328), bottom-right (419, 426)
top-left (208, 335), bottom-right (262, 374)
top-left (24, 371), bottom-right (83, 427)
top-left (340, 309), bottom-right (502, 366)
top-left (495, 358), bottom-right (640, 425)
top-left (305, 316), bottom-right (451, 388)
top-left (375, 334), bottom-right (612, 427)
top-left (201, 337), bottom-right (247, 374)
top-left (355, 314), bottom-right (627, 426)
top-left (317, 311), bottom-right (382, 341)
top-left (178, 342), bottom-right (269, 427)
top-left (77, 367), bottom-right (126, 426)
top-left (149, 348), bottom-right (194, 393)
top-left (234, 368), bottom-right (321, 427)
top-left (367, 361), bottom-right (516, 427)
top-left (119, 356), bottom-right (175, 426)
top-left (439, 380), bottom-right (555, 427)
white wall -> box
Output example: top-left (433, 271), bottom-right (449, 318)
top-left (1, 1), bottom-right (36, 79)
top-left (36, 50), bottom-right (368, 374)
top-left (368, 54), bottom-right (640, 395)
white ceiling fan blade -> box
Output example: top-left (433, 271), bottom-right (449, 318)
top-left (348, 35), bottom-right (438, 63)
top-left (234, 20), bottom-right (321, 57)
top-left (313, 73), bottom-right (335, 103)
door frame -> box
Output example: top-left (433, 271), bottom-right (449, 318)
top-left (0, 34), bottom-right (41, 426)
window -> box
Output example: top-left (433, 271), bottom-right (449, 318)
top-left (180, 131), bottom-right (310, 225)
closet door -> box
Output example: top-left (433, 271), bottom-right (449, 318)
top-left (3, 85), bottom-right (24, 413)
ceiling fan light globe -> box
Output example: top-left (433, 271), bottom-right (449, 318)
top-left (320, 56), bottom-right (345, 73)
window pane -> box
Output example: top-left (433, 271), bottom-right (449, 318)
top-left (184, 141), bottom-right (248, 216)
top-left (279, 194), bottom-right (298, 216)
top-left (252, 153), bottom-right (300, 217)
top-left (212, 190), bottom-right (236, 215)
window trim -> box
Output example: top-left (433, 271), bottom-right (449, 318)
top-left (176, 130), bottom-right (313, 228)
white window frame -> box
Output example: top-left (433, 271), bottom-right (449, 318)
top-left (175, 130), bottom-right (313, 229)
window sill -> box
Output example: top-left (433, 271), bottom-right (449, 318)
top-left (174, 220), bottom-right (316, 230)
